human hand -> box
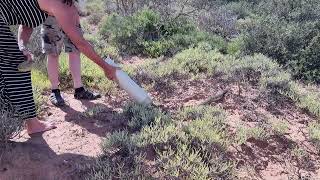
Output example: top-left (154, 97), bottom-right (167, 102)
top-left (103, 64), bottom-right (118, 81)
top-left (21, 47), bottom-right (34, 62)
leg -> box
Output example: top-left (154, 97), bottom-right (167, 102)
top-left (41, 17), bottom-right (64, 90)
top-left (41, 16), bottom-right (65, 106)
top-left (68, 52), bottom-right (83, 89)
top-left (47, 54), bottom-right (60, 90)
top-left (64, 27), bottom-right (101, 100)
top-left (0, 19), bottom-right (55, 135)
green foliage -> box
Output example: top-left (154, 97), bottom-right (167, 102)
top-left (82, 105), bottom-right (107, 119)
top-left (134, 117), bottom-right (179, 147)
top-left (291, 146), bottom-right (308, 159)
top-left (122, 102), bottom-right (169, 131)
top-left (87, 12), bottom-right (105, 25)
top-left (0, 103), bottom-right (24, 143)
top-left (177, 105), bottom-right (225, 122)
top-left (293, 34), bottom-right (320, 83)
top-left (295, 91), bottom-right (320, 118)
top-left (283, 82), bottom-right (320, 118)
top-left (157, 143), bottom-right (211, 179)
top-left (271, 120), bottom-right (289, 136)
top-left (184, 117), bottom-right (227, 148)
top-left (99, 9), bottom-right (226, 57)
top-left (85, 130), bottom-right (151, 180)
top-left (178, 106), bottom-right (227, 148)
top-left (102, 130), bottom-right (136, 154)
top-left (84, 104), bottom-right (234, 179)
top-left (308, 122), bottom-right (320, 148)
top-left (236, 0), bottom-right (320, 83)
top-left (235, 126), bottom-right (269, 145)
top-left (146, 47), bottom-right (227, 79)
top-left (227, 36), bottom-right (246, 56)
top-left (134, 48), bottom-right (295, 100)
top-left (32, 87), bottom-right (46, 114)
top-left (85, 0), bottom-right (104, 16)
top-left (132, 47), bottom-right (320, 121)
top-left (31, 70), bottom-right (50, 113)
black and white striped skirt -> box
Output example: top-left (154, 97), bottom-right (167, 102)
top-left (0, 16), bottom-right (37, 120)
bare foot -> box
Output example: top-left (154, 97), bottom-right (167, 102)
top-left (26, 118), bottom-right (57, 135)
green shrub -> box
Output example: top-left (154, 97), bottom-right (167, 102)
top-left (142, 38), bottom-right (173, 58)
top-left (157, 143), bottom-right (212, 179)
top-left (87, 12), bottom-right (105, 25)
top-left (153, 106), bottom-right (233, 179)
top-left (87, 131), bottom-right (149, 180)
top-left (271, 120), bottom-right (289, 136)
top-left (33, 87), bottom-right (46, 114)
top-left (162, 48), bottom-right (226, 76)
top-left (85, 0), bottom-right (104, 16)
top-left (122, 102), bottom-right (169, 131)
top-left (0, 103), bottom-right (24, 143)
top-left (284, 82), bottom-right (320, 118)
top-left (227, 36), bottom-right (246, 56)
top-left (102, 130), bottom-right (136, 154)
top-left (184, 116), bottom-right (227, 148)
top-left (235, 126), bottom-right (269, 145)
top-left (134, 119), bottom-right (179, 147)
top-left (291, 146), bottom-right (308, 159)
top-left (237, 0), bottom-right (320, 83)
top-left (292, 34), bottom-right (320, 83)
top-left (178, 106), bottom-right (227, 148)
top-left (84, 104), bottom-right (234, 179)
top-left (134, 48), bottom-right (292, 95)
top-left (99, 10), bottom-right (162, 56)
top-left (99, 9), bottom-right (226, 57)
top-left (308, 122), bottom-right (320, 149)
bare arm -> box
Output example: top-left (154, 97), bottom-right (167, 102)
top-left (17, 25), bottom-right (34, 61)
top-left (37, 0), bottom-right (116, 80)
top-left (18, 25), bottom-right (33, 50)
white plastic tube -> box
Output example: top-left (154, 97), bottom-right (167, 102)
top-left (105, 57), bottom-right (152, 105)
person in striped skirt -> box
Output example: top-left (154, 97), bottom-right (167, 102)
top-left (0, 0), bottom-right (117, 135)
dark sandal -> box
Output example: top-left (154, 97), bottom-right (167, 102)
top-left (50, 89), bottom-right (65, 107)
top-left (74, 88), bottom-right (101, 100)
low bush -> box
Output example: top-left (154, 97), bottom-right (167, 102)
top-left (283, 83), bottom-right (320, 118)
top-left (308, 122), bottom-right (320, 150)
top-left (83, 104), bottom-right (234, 179)
top-left (0, 103), bottom-right (24, 143)
top-left (271, 120), bottom-right (290, 136)
top-left (235, 125), bottom-right (270, 145)
top-left (237, 0), bottom-right (320, 83)
top-left (99, 9), bottom-right (226, 57)
top-left (122, 102), bottom-right (169, 131)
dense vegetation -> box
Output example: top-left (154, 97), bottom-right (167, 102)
top-left (85, 0), bottom-right (320, 83)
top-left (1, 0), bottom-right (320, 179)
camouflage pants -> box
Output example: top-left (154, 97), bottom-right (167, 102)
top-left (41, 16), bottom-right (83, 55)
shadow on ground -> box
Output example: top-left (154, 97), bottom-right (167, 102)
top-left (0, 134), bottom-right (94, 180)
